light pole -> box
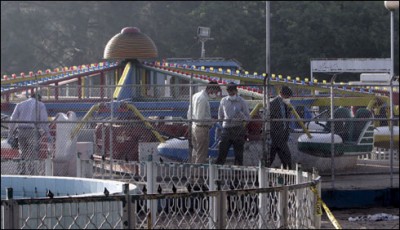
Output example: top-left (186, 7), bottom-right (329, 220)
top-left (384, 1), bottom-right (398, 188)
top-left (384, 1), bottom-right (399, 77)
top-left (196, 27), bottom-right (214, 58)
top-left (262, 1), bottom-right (271, 168)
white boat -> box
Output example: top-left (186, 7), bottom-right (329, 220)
top-left (298, 107), bottom-right (375, 157)
top-left (157, 138), bottom-right (234, 162)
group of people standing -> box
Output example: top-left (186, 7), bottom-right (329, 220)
top-left (188, 81), bottom-right (294, 169)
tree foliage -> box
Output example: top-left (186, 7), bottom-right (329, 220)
top-left (1, 1), bottom-right (398, 79)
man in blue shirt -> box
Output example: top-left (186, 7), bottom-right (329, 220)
top-left (215, 83), bottom-right (250, 165)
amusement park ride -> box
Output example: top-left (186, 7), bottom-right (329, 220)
top-left (1, 27), bottom-right (399, 165)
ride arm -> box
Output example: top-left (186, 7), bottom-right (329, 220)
top-left (249, 103), bottom-right (263, 117)
top-left (125, 104), bottom-right (166, 143)
top-left (287, 103), bottom-right (313, 139)
top-left (70, 104), bottom-right (100, 139)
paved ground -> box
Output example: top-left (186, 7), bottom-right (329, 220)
top-left (321, 206), bottom-right (399, 229)
top-left (319, 160), bottom-right (399, 229)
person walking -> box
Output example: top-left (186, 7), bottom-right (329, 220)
top-left (215, 83), bottom-right (250, 165)
top-left (266, 85), bottom-right (293, 169)
top-left (187, 81), bottom-right (221, 163)
top-left (7, 92), bottom-right (52, 174)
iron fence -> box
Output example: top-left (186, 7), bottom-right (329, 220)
top-left (2, 163), bottom-right (321, 229)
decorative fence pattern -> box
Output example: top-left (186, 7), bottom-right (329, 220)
top-left (2, 162), bottom-right (321, 229)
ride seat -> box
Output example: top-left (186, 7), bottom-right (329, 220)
top-left (325, 107), bottom-right (352, 142)
top-left (352, 108), bottom-right (373, 142)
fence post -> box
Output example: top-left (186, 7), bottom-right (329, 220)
top-left (146, 154), bottom-right (157, 228)
top-left (279, 185), bottom-right (288, 228)
top-left (76, 152), bottom-right (82, 177)
top-left (87, 156), bottom-right (94, 178)
top-left (329, 75), bottom-right (336, 189)
top-left (311, 170), bottom-right (321, 229)
top-left (258, 161), bottom-right (267, 228)
top-left (4, 187), bottom-right (19, 229)
top-left (122, 183), bottom-right (135, 229)
top-left (316, 180), bottom-right (322, 228)
top-left (296, 163), bottom-right (302, 184)
top-left (101, 124), bottom-right (106, 179)
top-left (389, 76), bottom-right (395, 188)
top-left (45, 156), bottom-right (53, 176)
top-left (209, 161), bottom-right (217, 228)
top-left (109, 100), bottom-right (114, 180)
top-left (216, 189), bottom-right (227, 229)
top-left (295, 163), bottom-right (302, 228)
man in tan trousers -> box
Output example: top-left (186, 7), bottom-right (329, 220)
top-left (187, 81), bottom-right (221, 163)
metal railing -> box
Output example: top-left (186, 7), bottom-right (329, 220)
top-left (1, 162), bottom-right (321, 229)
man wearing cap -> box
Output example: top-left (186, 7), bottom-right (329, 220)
top-left (187, 81), bottom-right (221, 163)
top-left (8, 92), bottom-right (52, 174)
top-left (215, 82), bottom-right (250, 165)
top-left (266, 85), bottom-right (293, 169)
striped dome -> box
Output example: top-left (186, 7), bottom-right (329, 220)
top-left (103, 27), bottom-right (158, 59)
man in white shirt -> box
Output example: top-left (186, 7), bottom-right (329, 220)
top-left (187, 81), bottom-right (221, 163)
top-left (8, 92), bottom-right (51, 173)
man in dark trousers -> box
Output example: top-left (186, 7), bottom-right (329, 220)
top-left (267, 85), bottom-right (293, 169)
top-left (215, 83), bottom-right (250, 165)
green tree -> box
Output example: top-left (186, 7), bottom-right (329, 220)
top-left (1, 1), bottom-right (398, 79)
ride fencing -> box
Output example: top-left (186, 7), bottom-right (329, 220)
top-left (1, 162), bottom-right (321, 229)
top-left (1, 81), bottom-right (398, 188)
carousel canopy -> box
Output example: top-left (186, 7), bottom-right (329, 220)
top-left (103, 27), bottom-right (158, 59)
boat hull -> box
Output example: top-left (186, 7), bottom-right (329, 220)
top-left (373, 126), bottom-right (399, 150)
top-left (297, 133), bottom-right (345, 157)
top-left (157, 138), bottom-right (234, 162)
